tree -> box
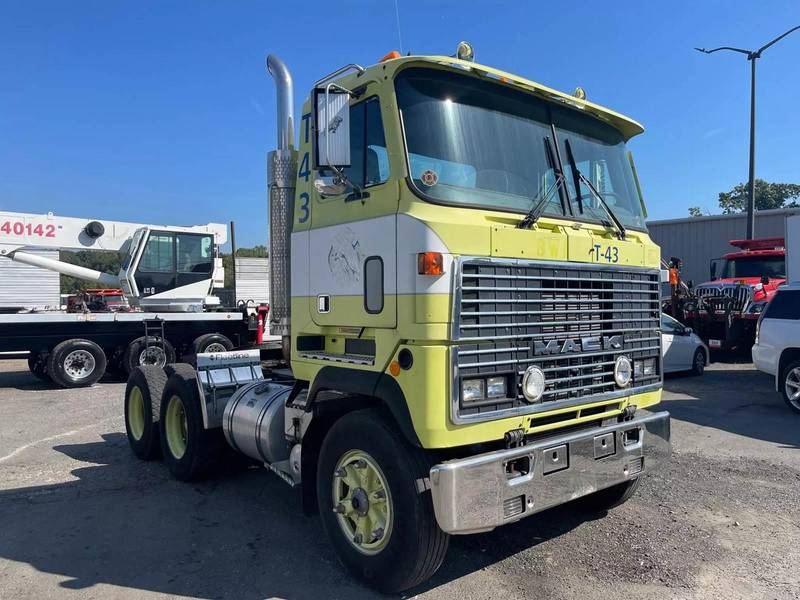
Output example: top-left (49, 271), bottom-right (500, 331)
top-left (718, 179), bottom-right (800, 214)
top-left (60, 250), bottom-right (123, 294)
top-left (688, 206), bottom-right (703, 217)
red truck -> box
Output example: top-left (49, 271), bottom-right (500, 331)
top-left (685, 238), bottom-right (786, 352)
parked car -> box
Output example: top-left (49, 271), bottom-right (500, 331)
top-left (661, 313), bottom-right (708, 375)
top-left (752, 283), bottom-right (800, 414)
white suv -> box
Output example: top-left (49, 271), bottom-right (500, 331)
top-left (752, 283), bottom-right (800, 414)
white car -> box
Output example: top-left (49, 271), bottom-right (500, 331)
top-left (752, 283), bottom-right (800, 414)
top-left (661, 313), bottom-right (709, 375)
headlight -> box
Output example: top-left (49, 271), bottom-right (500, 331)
top-left (462, 379), bottom-right (485, 403)
top-left (614, 356), bottom-right (633, 388)
top-left (521, 366), bottom-right (546, 403)
top-left (633, 358), bottom-right (657, 379)
top-left (747, 301), bottom-right (767, 314)
top-left (486, 376), bottom-right (507, 399)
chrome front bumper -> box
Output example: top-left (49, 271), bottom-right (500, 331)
top-left (429, 411), bottom-right (671, 534)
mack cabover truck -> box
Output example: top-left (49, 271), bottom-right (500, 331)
top-left (123, 43), bottom-right (671, 592)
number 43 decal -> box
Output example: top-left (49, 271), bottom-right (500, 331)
top-left (592, 244), bottom-right (619, 263)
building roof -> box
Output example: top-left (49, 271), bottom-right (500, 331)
top-left (647, 207), bottom-right (800, 227)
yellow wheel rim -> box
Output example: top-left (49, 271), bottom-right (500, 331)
top-left (127, 386), bottom-right (146, 441)
top-left (332, 449), bottom-right (393, 555)
top-left (165, 395), bottom-right (188, 459)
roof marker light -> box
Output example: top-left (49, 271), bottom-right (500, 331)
top-left (380, 51), bottom-right (401, 63)
top-left (456, 41), bottom-right (475, 62)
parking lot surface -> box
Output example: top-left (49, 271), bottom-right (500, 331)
top-left (0, 359), bottom-right (798, 599)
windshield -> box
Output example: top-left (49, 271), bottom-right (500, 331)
top-left (720, 256), bottom-right (786, 279)
top-left (395, 68), bottom-right (647, 230)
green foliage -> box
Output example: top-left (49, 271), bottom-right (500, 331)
top-left (688, 206), bottom-right (703, 217)
top-left (60, 250), bottom-right (123, 294)
top-left (718, 179), bottom-right (800, 214)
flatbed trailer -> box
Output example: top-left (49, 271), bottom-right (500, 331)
top-left (0, 309), bottom-right (279, 387)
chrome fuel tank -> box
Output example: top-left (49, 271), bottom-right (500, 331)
top-left (222, 380), bottom-right (292, 464)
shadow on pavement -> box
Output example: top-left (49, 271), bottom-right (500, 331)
top-left (0, 433), bottom-right (594, 599)
top-left (663, 366), bottom-right (800, 449)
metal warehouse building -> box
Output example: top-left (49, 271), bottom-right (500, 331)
top-left (0, 250), bottom-right (61, 311)
top-left (647, 208), bottom-right (799, 286)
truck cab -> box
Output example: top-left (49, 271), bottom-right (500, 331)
top-left (688, 237), bottom-right (786, 350)
top-left (124, 45), bottom-right (671, 593)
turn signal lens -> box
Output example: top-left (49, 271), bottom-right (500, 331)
top-left (418, 252), bottom-right (444, 276)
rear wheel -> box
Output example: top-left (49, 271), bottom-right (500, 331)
top-left (691, 348), bottom-right (706, 376)
top-left (124, 366), bottom-right (168, 460)
top-left (781, 359), bottom-right (800, 415)
top-left (47, 339), bottom-right (107, 388)
top-left (122, 337), bottom-right (175, 375)
top-left (317, 409), bottom-right (449, 593)
top-left (27, 354), bottom-right (51, 382)
top-left (159, 364), bottom-right (219, 480)
top-left (576, 478), bottom-right (641, 513)
top-left (184, 333), bottom-right (234, 366)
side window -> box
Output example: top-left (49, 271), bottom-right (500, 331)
top-left (176, 234), bottom-right (213, 274)
top-left (139, 233), bottom-right (174, 273)
top-left (342, 98), bottom-right (388, 189)
top-left (660, 314), bottom-right (683, 334)
top-left (764, 290), bottom-right (800, 320)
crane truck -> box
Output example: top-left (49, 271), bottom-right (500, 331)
top-left (123, 44), bottom-right (671, 592)
top-left (0, 210), bottom-right (262, 387)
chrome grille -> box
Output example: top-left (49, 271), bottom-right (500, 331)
top-left (695, 284), bottom-right (752, 313)
top-left (454, 259), bottom-right (661, 423)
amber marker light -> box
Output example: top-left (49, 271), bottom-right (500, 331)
top-left (417, 252), bottom-right (444, 276)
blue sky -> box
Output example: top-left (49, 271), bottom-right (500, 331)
top-left (1, 1), bottom-right (799, 248)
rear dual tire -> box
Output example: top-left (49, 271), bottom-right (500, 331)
top-left (124, 366), bottom-right (168, 460)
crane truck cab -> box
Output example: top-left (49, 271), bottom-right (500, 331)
top-left (124, 44), bottom-right (670, 592)
top-left (685, 237), bottom-right (786, 351)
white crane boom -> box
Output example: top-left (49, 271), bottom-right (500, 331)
top-left (0, 211), bottom-right (229, 312)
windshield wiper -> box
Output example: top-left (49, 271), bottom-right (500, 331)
top-left (563, 138), bottom-right (627, 240)
top-left (518, 137), bottom-right (567, 229)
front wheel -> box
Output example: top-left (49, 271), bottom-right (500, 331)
top-left (317, 409), bottom-right (449, 593)
top-left (781, 359), bottom-right (800, 415)
top-left (691, 348), bottom-right (706, 376)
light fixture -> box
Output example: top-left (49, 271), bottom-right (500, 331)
top-left (573, 87), bottom-right (587, 100)
top-left (614, 356), bottom-right (633, 388)
top-left (521, 366), bottom-right (546, 403)
top-left (456, 41), bottom-right (475, 62)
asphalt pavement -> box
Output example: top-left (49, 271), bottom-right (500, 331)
top-left (0, 359), bottom-right (798, 599)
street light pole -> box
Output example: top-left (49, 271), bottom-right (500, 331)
top-left (696, 25), bottom-right (800, 240)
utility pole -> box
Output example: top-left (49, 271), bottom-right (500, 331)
top-left (696, 25), bottom-right (800, 240)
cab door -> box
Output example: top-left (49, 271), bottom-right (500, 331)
top-left (308, 94), bottom-right (398, 328)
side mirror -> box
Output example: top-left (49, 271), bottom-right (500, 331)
top-left (684, 327), bottom-right (693, 335)
top-left (314, 88), bottom-right (351, 169)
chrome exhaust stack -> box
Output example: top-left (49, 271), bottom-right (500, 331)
top-left (266, 54), bottom-right (296, 343)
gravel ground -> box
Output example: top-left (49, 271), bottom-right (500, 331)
top-left (0, 359), bottom-right (798, 599)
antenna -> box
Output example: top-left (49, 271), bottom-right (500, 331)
top-left (393, 0), bottom-right (404, 54)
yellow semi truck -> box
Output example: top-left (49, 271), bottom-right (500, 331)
top-left (124, 42), bottom-right (670, 592)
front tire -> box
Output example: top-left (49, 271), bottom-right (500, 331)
top-left (781, 359), bottom-right (800, 415)
top-left (124, 366), bottom-right (167, 460)
top-left (47, 339), bottom-right (107, 388)
top-left (691, 348), bottom-right (706, 376)
top-left (317, 409), bottom-right (449, 593)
